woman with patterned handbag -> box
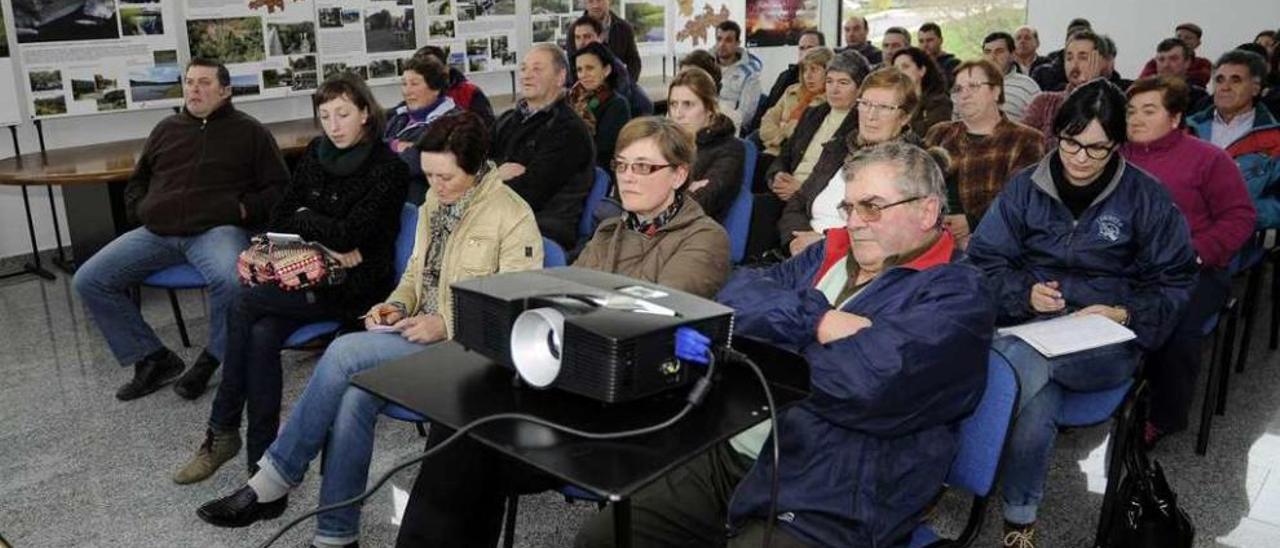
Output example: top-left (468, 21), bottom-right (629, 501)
top-left (173, 73), bottom-right (409, 486)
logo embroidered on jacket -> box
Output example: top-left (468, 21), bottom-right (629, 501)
top-left (1096, 214), bottom-right (1124, 242)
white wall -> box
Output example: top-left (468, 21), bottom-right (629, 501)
top-left (1027, 0), bottom-right (1280, 80)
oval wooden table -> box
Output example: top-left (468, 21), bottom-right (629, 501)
top-left (0, 118), bottom-right (320, 278)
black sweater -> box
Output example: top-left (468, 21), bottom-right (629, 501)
top-left (491, 96), bottom-right (596, 248)
top-left (269, 137), bottom-right (410, 319)
top-left (125, 102), bottom-right (289, 235)
top-left (690, 113), bottom-right (745, 220)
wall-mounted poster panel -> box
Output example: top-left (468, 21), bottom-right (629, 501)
top-left (622, 0), bottom-right (664, 55)
top-left (529, 0), bottom-right (579, 48)
top-left (184, 0), bottom-right (317, 101)
top-left (0, 2), bottom-right (25, 126)
top-left (15, 0), bottom-right (182, 118)
top-left (424, 0), bottom-right (515, 76)
top-left (315, 0), bottom-right (417, 85)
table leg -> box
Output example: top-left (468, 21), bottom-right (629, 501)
top-left (0, 184), bottom-right (56, 281)
top-left (613, 498), bottom-right (632, 548)
top-left (43, 184), bottom-right (75, 273)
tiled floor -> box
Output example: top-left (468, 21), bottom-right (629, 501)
top-left (2, 269), bottom-right (1280, 547)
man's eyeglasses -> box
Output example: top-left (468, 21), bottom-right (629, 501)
top-left (1057, 136), bottom-right (1115, 160)
top-left (837, 196), bottom-right (923, 222)
top-left (611, 160), bottom-right (673, 175)
top-left (950, 82), bottom-right (993, 96)
top-left (855, 99), bottom-right (903, 116)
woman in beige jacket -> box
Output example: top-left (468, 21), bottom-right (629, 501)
top-left (758, 46), bottom-right (833, 157)
top-left (195, 112), bottom-right (544, 547)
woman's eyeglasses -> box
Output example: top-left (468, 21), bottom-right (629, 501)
top-left (855, 99), bottom-right (903, 116)
top-left (1057, 136), bottom-right (1115, 160)
top-left (610, 160), bottom-right (673, 175)
top-left (837, 196), bottom-right (923, 222)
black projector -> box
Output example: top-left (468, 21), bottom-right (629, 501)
top-left (450, 267), bottom-right (735, 403)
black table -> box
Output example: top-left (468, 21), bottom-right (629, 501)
top-left (351, 339), bottom-right (809, 547)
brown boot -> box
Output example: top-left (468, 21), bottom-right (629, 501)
top-left (1002, 521), bottom-right (1037, 548)
top-left (174, 428), bottom-right (242, 485)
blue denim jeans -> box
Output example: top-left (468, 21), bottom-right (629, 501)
top-left (261, 331), bottom-right (429, 544)
top-left (72, 225), bottom-right (248, 365)
top-left (995, 335), bottom-right (1139, 525)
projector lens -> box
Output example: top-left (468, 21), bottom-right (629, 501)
top-left (510, 307), bottom-right (566, 388)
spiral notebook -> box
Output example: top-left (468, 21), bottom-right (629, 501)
top-left (997, 314), bottom-right (1137, 358)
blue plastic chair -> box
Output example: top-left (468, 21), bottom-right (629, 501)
top-left (1230, 234), bottom-right (1268, 374)
top-left (377, 234), bottom-right (570, 431)
top-left (720, 139), bottom-right (757, 264)
top-left (1196, 294), bottom-right (1240, 455)
top-left (579, 167), bottom-right (612, 241)
top-left (142, 263), bottom-right (208, 348)
top-left (908, 349), bottom-right (1020, 547)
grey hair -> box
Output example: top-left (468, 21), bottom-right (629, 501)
top-left (826, 49), bottom-right (871, 85)
top-left (528, 43), bottom-right (569, 74)
top-left (1216, 49), bottom-right (1267, 82)
top-left (843, 142), bottom-right (949, 222)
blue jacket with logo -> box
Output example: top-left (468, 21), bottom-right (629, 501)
top-left (967, 155), bottom-right (1198, 349)
top-left (721, 230), bottom-right (994, 547)
top-left (1187, 103), bottom-right (1280, 229)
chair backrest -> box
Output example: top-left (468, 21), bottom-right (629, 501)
top-left (946, 348), bottom-right (1019, 496)
top-left (579, 167), bottom-right (612, 240)
top-left (394, 203), bottom-right (419, 280)
top-left (721, 138), bottom-right (757, 263)
top-left (543, 237), bottom-right (568, 267)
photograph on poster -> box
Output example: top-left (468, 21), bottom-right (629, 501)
top-left (289, 55), bottom-right (316, 71)
top-left (364, 8), bottom-right (415, 53)
top-left (154, 49), bottom-right (178, 66)
top-left (188, 17), bottom-right (267, 64)
top-left (426, 0), bottom-right (451, 16)
top-left (98, 89), bottom-right (126, 111)
top-left (121, 3), bottom-right (163, 36)
top-left (29, 70), bottom-right (62, 92)
top-left (318, 7), bottom-right (341, 28)
top-left (0, 9), bottom-right (8, 57)
top-left (532, 19), bottom-right (557, 43)
top-left (369, 58), bottom-right (397, 79)
top-left (129, 65), bottom-right (180, 102)
top-left (446, 51), bottom-right (465, 73)
top-left (70, 74), bottom-right (118, 102)
top-left (625, 1), bottom-right (664, 43)
top-left (745, 0), bottom-right (818, 47)
top-left (342, 9), bottom-right (360, 24)
top-left (456, 0), bottom-right (514, 18)
top-left (230, 73), bottom-right (260, 96)
top-left (262, 68), bottom-right (291, 88)
top-left (532, 0), bottom-right (569, 15)
top-left (71, 78), bottom-right (95, 100)
top-left (13, 0), bottom-right (121, 44)
top-left (292, 71), bottom-right (316, 90)
top-left (466, 38), bottom-right (488, 57)
top-left (429, 20), bottom-right (455, 40)
top-left (34, 96), bottom-right (67, 115)
top-left (491, 35), bottom-right (508, 58)
top-left (469, 56), bottom-right (487, 73)
top-left (267, 22), bottom-right (315, 56)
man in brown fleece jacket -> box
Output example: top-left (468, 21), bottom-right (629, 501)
top-left (73, 59), bottom-right (288, 402)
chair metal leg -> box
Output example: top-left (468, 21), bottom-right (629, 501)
top-left (167, 289), bottom-right (191, 348)
top-left (1270, 258), bottom-right (1280, 350)
top-left (501, 494), bottom-right (519, 548)
top-left (414, 422), bottom-right (428, 437)
top-left (1216, 302), bottom-right (1240, 416)
top-left (1235, 265), bottom-right (1264, 373)
top-left (1095, 382), bottom-right (1142, 547)
top-left (1197, 317), bottom-right (1226, 456)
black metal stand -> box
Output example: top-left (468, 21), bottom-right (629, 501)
top-left (0, 125), bottom-right (56, 281)
top-left (509, 71), bottom-right (517, 96)
top-left (32, 119), bottom-right (74, 273)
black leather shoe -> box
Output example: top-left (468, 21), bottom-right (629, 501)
top-left (309, 543), bottom-right (358, 548)
top-left (173, 349), bottom-right (221, 399)
top-left (116, 349), bottom-right (185, 401)
top-left (196, 485), bottom-right (288, 528)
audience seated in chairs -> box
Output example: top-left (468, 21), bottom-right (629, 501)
top-left (752, 50), bottom-right (868, 258)
top-left (778, 66), bottom-right (924, 256)
top-left (966, 79), bottom-right (1199, 547)
top-left (1023, 30), bottom-right (1106, 151)
top-left (73, 58), bottom-right (288, 403)
top-left (567, 15), bottom-right (653, 117)
top-left (754, 29), bottom-right (826, 132)
top-left (173, 73), bottom-right (411, 486)
top-left (758, 46), bottom-right (833, 158)
top-left (575, 142), bottom-right (994, 547)
top-left (491, 43), bottom-right (596, 250)
top-left (667, 67), bottom-right (746, 220)
top-left (925, 59), bottom-right (1044, 248)
top-left (891, 46), bottom-right (953, 136)
top-left (570, 42), bottom-right (633, 171)
top-left (394, 116), bottom-right (732, 547)
top-left (1122, 76), bottom-right (1257, 449)
top-left (384, 56), bottom-right (462, 199)
top-left (194, 112), bottom-right (545, 548)
top-left (411, 45), bottom-right (496, 128)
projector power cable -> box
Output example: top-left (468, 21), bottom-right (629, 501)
top-left (717, 347), bottom-right (781, 548)
top-left (257, 351), bottom-right (720, 548)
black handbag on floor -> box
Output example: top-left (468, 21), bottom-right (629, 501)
top-left (1102, 437), bottom-right (1195, 547)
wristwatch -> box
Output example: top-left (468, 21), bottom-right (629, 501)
top-left (1116, 306), bottom-right (1131, 326)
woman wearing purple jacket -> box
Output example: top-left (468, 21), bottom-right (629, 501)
top-left (1122, 75), bottom-right (1257, 448)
